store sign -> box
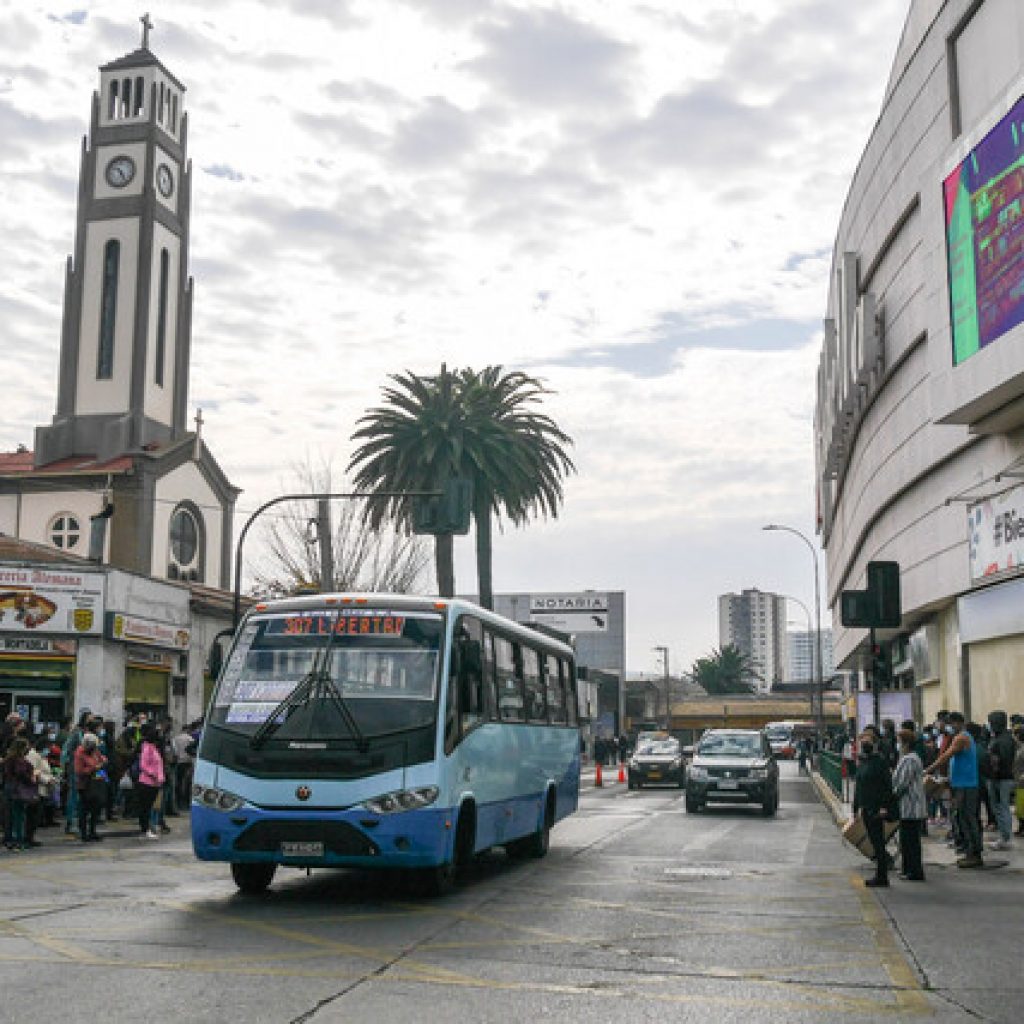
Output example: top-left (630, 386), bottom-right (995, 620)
top-left (126, 647), bottom-right (174, 670)
top-left (968, 485), bottom-right (1024, 581)
top-left (0, 636), bottom-right (76, 656)
top-left (529, 592), bottom-right (609, 633)
top-left (108, 612), bottom-right (190, 650)
top-left (0, 567), bottom-right (104, 635)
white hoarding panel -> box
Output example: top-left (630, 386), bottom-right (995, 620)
top-left (969, 485), bottom-right (1024, 581)
top-left (529, 592), bottom-right (609, 633)
top-left (0, 566), bottom-right (104, 635)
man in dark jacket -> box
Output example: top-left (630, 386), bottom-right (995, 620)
top-left (987, 710), bottom-right (1015, 851)
top-left (852, 734), bottom-right (896, 887)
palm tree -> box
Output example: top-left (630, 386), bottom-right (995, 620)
top-left (453, 366), bottom-right (575, 608)
top-left (687, 644), bottom-right (760, 695)
top-left (348, 367), bottom-right (464, 596)
top-left (348, 365), bottom-right (575, 603)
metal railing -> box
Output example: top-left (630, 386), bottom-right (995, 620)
top-left (817, 750), bottom-right (843, 799)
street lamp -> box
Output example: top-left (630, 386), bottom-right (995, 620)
top-left (763, 524), bottom-right (823, 743)
top-left (653, 645), bottom-right (669, 729)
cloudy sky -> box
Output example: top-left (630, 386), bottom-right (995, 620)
top-left (0, 0), bottom-right (909, 673)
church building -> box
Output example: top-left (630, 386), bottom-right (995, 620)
top-left (0, 18), bottom-right (238, 588)
top-left (0, 20), bottom-right (239, 728)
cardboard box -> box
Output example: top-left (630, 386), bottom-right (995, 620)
top-left (842, 814), bottom-right (899, 859)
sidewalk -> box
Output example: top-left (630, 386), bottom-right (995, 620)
top-left (2, 809), bottom-right (189, 855)
top-left (810, 768), bottom-right (1024, 869)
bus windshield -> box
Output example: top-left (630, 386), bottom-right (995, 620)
top-left (210, 608), bottom-right (443, 740)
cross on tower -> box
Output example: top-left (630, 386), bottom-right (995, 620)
top-left (193, 407), bottom-right (204, 460)
top-left (140, 12), bottom-right (153, 49)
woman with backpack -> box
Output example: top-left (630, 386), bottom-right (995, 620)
top-left (135, 723), bottom-right (164, 839)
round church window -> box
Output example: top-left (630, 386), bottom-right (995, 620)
top-left (49, 513), bottom-right (81, 550)
top-left (170, 508), bottom-right (199, 566)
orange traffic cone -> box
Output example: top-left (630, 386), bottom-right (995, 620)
top-left (617, 763), bottom-right (626, 784)
top-left (595, 762), bottom-right (603, 787)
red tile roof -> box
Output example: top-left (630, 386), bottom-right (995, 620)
top-left (0, 451), bottom-right (134, 476)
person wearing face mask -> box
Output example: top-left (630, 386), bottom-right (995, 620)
top-left (893, 728), bottom-right (926, 881)
top-left (852, 732), bottom-right (897, 887)
top-left (928, 711), bottom-right (983, 868)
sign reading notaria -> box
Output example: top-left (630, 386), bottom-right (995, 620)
top-left (529, 592), bottom-right (609, 633)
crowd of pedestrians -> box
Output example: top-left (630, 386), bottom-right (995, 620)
top-left (850, 708), bottom-right (1024, 886)
top-left (0, 709), bottom-right (201, 852)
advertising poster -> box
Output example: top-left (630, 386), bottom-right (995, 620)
top-left (945, 94), bottom-right (1024, 365)
top-left (968, 484), bottom-right (1024, 580)
top-left (529, 592), bottom-right (609, 633)
top-left (0, 567), bottom-right (104, 634)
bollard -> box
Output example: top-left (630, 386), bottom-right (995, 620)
top-left (595, 762), bottom-right (603, 787)
top-left (617, 763), bottom-right (626, 784)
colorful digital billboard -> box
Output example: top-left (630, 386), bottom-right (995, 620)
top-left (945, 94), bottom-right (1024, 365)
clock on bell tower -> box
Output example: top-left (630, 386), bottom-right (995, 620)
top-left (35, 13), bottom-right (194, 466)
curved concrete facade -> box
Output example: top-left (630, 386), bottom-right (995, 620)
top-left (816, 0), bottom-right (1024, 719)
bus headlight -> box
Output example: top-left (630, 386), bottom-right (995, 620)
top-left (192, 784), bottom-right (245, 813)
top-left (363, 786), bottom-right (439, 815)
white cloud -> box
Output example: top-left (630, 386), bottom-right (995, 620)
top-left (0, 0), bottom-right (909, 669)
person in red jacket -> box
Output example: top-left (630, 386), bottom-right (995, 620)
top-left (73, 733), bottom-right (107, 843)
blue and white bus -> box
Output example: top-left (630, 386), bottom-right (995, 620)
top-left (191, 594), bottom-right (580, 894)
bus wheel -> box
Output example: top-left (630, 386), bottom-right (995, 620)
top-left (415, 861), bottom-right (456, 897)
top-left (231, 862), bottom-right (276, 895)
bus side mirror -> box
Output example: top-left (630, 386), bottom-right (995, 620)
top-left (208, 640), bottom-right (224, 679)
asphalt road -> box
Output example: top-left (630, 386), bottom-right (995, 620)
top-left (0, 764), bottom-right (1011, 1022)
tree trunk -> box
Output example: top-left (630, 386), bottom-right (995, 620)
top-left (434, 532), bottom-right (455, 597)
top-left (474, 494), bottom-right (493, 610)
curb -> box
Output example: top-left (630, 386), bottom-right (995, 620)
top-left (810, 770), bottom-right (847, 827)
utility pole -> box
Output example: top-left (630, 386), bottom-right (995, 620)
top-left (654, 645), bottom-right (669, 730)
top-left (316, 498), bottom-right (333, 591)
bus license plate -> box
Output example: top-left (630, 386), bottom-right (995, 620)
top-left (281, 841), bottom-right (324, 857)
top-left (718, 780), bottom-right (739, 790)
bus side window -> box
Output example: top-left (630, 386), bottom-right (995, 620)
top-left (545, 654), bottom-right (566, 724)
top-left (482, 630), bottom-right (497, 721)
top-left (455, 615), bottom-right (484, 736)
top-left (563, 659), bottom-right (578, 726)
top-left (522, 647), bottom-right (545, 723)
top-left (494, 635), bottom-right (523, 722)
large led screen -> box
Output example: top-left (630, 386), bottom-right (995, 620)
top-left (945, 94), bottom-right (1024, 365)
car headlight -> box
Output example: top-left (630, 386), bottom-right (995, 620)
top-left (688, 766), bottom-right (708, 781)
top-left (628, 758), bottom-right (638, 769)
top-left (363, 786), bottom-right (439, 815)
top-left (670, 757), bottom-right (682, 769)
top-left (751, 768), bottom-right (769, 779)
top-left (191, 783), bottom-right (244, 813)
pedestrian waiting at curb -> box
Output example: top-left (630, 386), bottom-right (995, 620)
top-left (852, 732), bottom-right (897, 888)
top-left (985, 710), bottom-right (1015, 852)
top-left (928, 711), bottom-right (984, 869)
top-left (73, 732), bottom-right (107, 844)
top-left (135, 723), bottom-right (165, 840)
top-left (893, 728), bottom-right (926, 881)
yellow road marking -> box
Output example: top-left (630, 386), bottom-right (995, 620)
top-left (849, 871), bottom-right (931, 1016)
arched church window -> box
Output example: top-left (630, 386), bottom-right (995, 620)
top-left (134, 76), bottom-right (144, 116)
top-left (158, 82), bottom-right (165, 124)
top-left (108, 80), bottom-right (119, 120)
top-left (155, 248), bottom-right (169, 387)
top-left (168, 504), bottom-right (204, 582)
top-left (121, 77), bottom-right (131, 118)
top-left (97, 239), bottom-right (119, 379)
top-left (49, 514), bottom-right (81, 551)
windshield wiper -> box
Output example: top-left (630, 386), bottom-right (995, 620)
top-left (249, 611), bottom-right (368, 752)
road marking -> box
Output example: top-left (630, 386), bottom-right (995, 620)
top-left (849, 871), bottom-right (931, 1016)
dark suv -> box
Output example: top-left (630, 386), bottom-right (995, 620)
top-left (627, 735), bottom-right (685, 789)
top-left (685, 729), bottom-right (779, 815)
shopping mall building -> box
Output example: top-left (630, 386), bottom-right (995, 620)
top-left (816, 0), bottom-right (1024, 721)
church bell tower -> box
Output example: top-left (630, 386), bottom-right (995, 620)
top-left (35, 14), bottom-right (194, 466)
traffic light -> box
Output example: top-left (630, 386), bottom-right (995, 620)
top-left (413, 477), bottom-right (473, 535)
top-left (867, 561), bottom-right (900, 628)
top-left (840, 589), bottom-right (873, 628)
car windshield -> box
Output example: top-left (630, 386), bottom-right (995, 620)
top-left (210, 609), bottom-right (443, 739)
top-left (697, 734), bottom-right (762, 757)
top-left (637, 740), bottom-right (679, 756)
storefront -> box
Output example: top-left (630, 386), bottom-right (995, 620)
top-left (107, 611), bottom-right (190, 720)
top-left (0, 565), bottom-right (105, 733)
